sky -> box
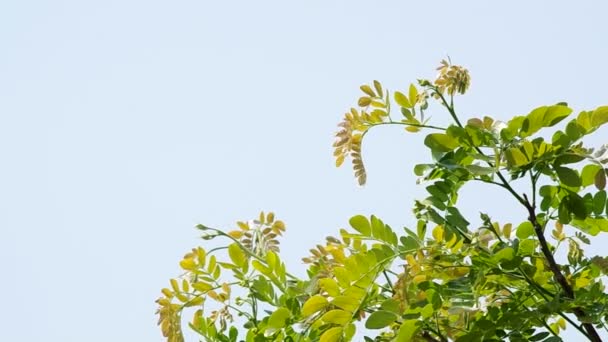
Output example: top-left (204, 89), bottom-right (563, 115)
top-left (1, 1), bottom-right (608, 341)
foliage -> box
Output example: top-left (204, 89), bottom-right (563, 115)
top-left (157, 60), bottom-right (608, 342)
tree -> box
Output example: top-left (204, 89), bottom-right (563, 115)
top-left (156, 60), bottom-right (608, 342)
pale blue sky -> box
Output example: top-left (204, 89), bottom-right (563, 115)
top-left (2, 1), bottom-right (608, 341)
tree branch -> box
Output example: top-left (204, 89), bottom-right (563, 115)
top-left (522, 194), bottom-right (602, 342)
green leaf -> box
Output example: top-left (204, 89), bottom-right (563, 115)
top-left (396, 320), bottom-right (420, 342)
top-left (519, 239), bottom-right (537, 256)
top-left (595, 169), bottom-right (607, 190)
top-left (321, 309), bottom-right (352, 326)
top-left (520, 105), bottom-right (572, 138)
top-left (424, 133), bottom-right (459, 153)
top-left (493, 247), bottom-right (515, 263)
top-left (365, 310), bottom-right (398, 329)
top-left (380, 298), bottom-right (401, 314)
top-left (571, 217), bottom-right (608, 236)
top-left (466, 165), bottom-right (495, 175)
top-left (267, 307), bottom-right (291, 329)
top-left (320, 327), bottom-right (343, 342)
top-left (559, 198), bottom-right (571, 224)
top-left (302, 295), bottom-right (328, 316)
top-left (228, 243), bottom-right (247, 268)
top-left (420, 304), bottom-right (434, 319)
top-left (568, 193), bottom-right (587, 219)
top-left (581, 164), bottom-right (602, 187)
top-left (594, 191), bottom-right (606, 215)
top-left (555, 166), bottom-right (581, 187)
top-left (414, 164), bottom-right (433, 176)
top-left (394, 91), bottom-right (412, 108)
top-left (349, 215), bottom-right (371, 236)
top-left (516, 222), bottom-right (535, 239)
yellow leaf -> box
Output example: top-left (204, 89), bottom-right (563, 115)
top-left (302, 295), bottom-right (328, 316)
top-left (237, 221), bottom-right (249, 231)
top-left (185, 296), bottom-right (203, 307)
top-left (413, 274), bottom-right (427, 284)
top-left (335, 154), bottom-right (345, 167)
top-left (161, 288), bottom-right (173, 298)
top-left (373, 80), bottom-right (382, 97)
top-left (432, 225), bottom-right (444, 242)
top-left (503, 223), bottom-right (512, 239)
top-left (451, 238), bottom-right (464, 253)
top-left (222, 283), bottom-right (231, 296)
top-left (196, 247), bottom-right (207, 266)
top-left (170, 279), bottom-right (180, 293)
top-left (192, 282), bottom-right (213, 292)
top-left (360, 84), bottom-right (375, 97)
top-left (228, 230), bottom-right (244, 239)
top-left (180, 257), bottom-right (197, 271)
top-left (156, 297), bottom-right (171, 306)
top-left (558, 317), bottom-right (566, 330)
top-left (207, 290), bottom-right (219, 301)
top-left (207, 255), bottom-right (217, 273)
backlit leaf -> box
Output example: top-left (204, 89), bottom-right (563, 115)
top-left (349, 215), bottom-right (371, 236)
top-left (424, 133), bottom-right (459, 153)
top-left (394, 91), bottom-right (412, 108)
top-left (302, 295), bottom-right (328, 316)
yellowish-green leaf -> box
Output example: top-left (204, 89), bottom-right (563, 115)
top-left (251, 260), bottom-right (272, 276)
top-left (268, 307), bottom-right (291, 329)
top-left (302, 295), bottom-right (329, 316)
top-left (424, 133), bottom-right (459, 153)
top-left (332, 296), bottom-right (359, 312)
top-left (319, 278), bottom-right (340, 297)
top-left (228, 243), bottom-right (247, 268)
top-left (591, 106), bottom-right (608, 127)
top-left (321, 309), bottom-right (352, 326)
top-left (505, 147), bottom-right (529, 167)
top-left (408, 84), bottom-right (418, 106)
top-left (396, 320), bottom-right (420, 342)
top-left (360, 85), bottom-right (375, 97)
top-left (349, 215), bottom-right (371, 236)
top-left (192, 281), bottom-right (213, 292)
top-left (432, 225), bottom-right (444, 242)
top-left (516, 222), bottom-right (534, 239)
top-left (320, 327), bottom-right (343, 342)
top-left (394, 91), bottom-right (412, 108)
